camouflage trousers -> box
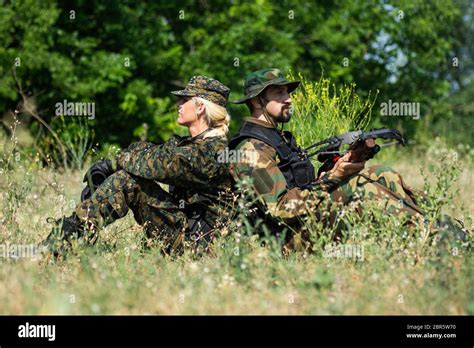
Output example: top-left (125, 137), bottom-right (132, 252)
top-left (75, 170), bottom-right (188, 250)
top-left (332, 164), bottom-right (422, 215)
top-left (315, 164), bottom-right (423, 231)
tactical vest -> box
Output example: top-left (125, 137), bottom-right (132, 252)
top-left (229, 121), bottom-right (316, 190)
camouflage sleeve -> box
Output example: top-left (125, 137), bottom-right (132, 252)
top-left (231, 139), bottom-right (334, 222)
top-left (115, 137), bottom-right (215, 185)
top-left (121, 141), bottom-right (156, 154)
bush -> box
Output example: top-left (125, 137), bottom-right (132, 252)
top-left (286, 73), bottom-right (376, 152)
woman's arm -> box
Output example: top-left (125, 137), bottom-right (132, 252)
top-left (115, 137), bottom-right (221, 185)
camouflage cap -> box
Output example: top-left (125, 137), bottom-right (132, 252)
top-left (171, 76), bottom-right (230, 107)
top-left (233, 68), bottom-right (300, 104)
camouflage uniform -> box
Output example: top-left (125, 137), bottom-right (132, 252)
top-left (230, 69), bottom-right (423, 233)
top-left (43, 76), bottom-right (233, 254)
top-left (77, 132), bottom-right (232, 248)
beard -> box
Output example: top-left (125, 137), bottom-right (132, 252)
top-left (273, 105), bottom-right (292, 123)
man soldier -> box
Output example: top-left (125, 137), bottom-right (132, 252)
top-left (41, 76), bottom-right (233, 256)
top-left (228, 68), bottom-right (424, 242)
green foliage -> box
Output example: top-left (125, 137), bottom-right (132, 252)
top-left (421, 80), bottom-right (474, 148)
top-left (286, 73), bottom-right (375, 169)
top-left (119, 79), bottom-right (183, 141)
top-left (1, 0), bottom-right (472, 161)
top-left (417, 142), bottom-right (468, 224)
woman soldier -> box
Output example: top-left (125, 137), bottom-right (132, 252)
top-left (41, 76), bottom-right (233, 255)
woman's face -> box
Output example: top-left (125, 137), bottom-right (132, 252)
top-left (176, 97), bottom-right (201, 126)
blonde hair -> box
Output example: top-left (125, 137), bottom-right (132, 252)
top-left (192, 97), bottom-right (230, 138)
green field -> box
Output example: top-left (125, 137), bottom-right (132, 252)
top-left (0, 148), bottom-right (472, 315)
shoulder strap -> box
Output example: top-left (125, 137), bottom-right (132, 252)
top-left (229, 122), bottom-right (293, 160)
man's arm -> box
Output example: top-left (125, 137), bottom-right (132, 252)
top-left (231, 139), bottom-right (339, 222)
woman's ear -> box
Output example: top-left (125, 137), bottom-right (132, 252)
top-left (195, 101), bottom-right (206, 117)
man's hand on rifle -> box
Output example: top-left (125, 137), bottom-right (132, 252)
top-left (318, 139), bottom-right (377, 181)
top-left (325, 152), bottom-right (365, 180)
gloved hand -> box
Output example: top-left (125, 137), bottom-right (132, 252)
top-left (80, 160), bottom-right (115, 201)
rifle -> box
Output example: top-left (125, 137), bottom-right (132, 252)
top-left (302, 128), bottom-right (407, 177)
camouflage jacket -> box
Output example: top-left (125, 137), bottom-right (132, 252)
top-left (116, 130), bottom-right (233, 218)
top-left (230, 118), bottom-right (337, 223)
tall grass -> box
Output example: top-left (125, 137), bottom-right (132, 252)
top-left (286, 73), bottom-right (376, 149)
top-left (34, 115), bottom-right (93, 171)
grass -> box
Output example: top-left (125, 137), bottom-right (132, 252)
top-left (0, 148), bottom-right (472, 315)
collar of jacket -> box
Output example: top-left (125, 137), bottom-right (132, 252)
top-left (244, 117), bottom-right (276, 129)
top-left (192, 128), bottom-right (213, 140)
top-left (177, 128), bottom-right (212, 144)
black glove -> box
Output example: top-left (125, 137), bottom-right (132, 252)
top-left (80, 160), bottom-right (115, 201)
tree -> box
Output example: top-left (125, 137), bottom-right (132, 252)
top-left (0, 0), bottom-right (471, 164)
